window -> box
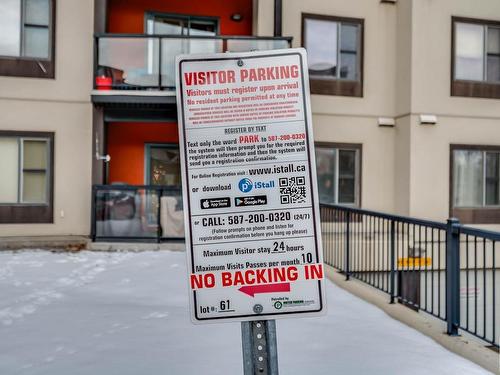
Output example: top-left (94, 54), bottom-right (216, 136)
top-left (315, 143), bottom-right (361, 205)
top-left (302, 14), bottom-right (363, 97)
top-left (145, 12), bottom-right (219, 36)
top-left (0, 0), bottom-right (55, 78)
top-left (452, 17), bottom-right (500, 99)
top-left (145, 144), bottom-right (181, 186)
top-left (451, 145), bottom-right (500, 224)
top-left (0, 131), bottom-right (54, 223)
top-left (143, 13), bottom-right (220, 87)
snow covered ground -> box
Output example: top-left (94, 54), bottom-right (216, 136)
top-left (0, 250), bottom-right (491, 375)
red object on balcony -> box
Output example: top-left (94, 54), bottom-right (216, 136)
top-left (96, 76), bottom-right (112, 90)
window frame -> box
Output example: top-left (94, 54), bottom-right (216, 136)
top-left (450, 144), bottom-right (500, 224)
top-left (301, 13), bottom-right (364, 97)
top-left (315, 142), bottom-right (362, 207)
top-left (0, 131), bottom-right (54, 224)
top-left (451, 16), bottom-right (500, 99)
top-left (144, 143), bottom-right (181, 187)
top-left (19, 137), bottom-right (51, 204)
top-left (0, 0), bottom-right (56, 79)
top-left (144, 11), bottom-right (220, 36)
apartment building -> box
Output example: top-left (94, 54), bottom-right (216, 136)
top-left (0, 0), bottom-right (499, 243)
top-left (0, 0), bottom-right (93, 239)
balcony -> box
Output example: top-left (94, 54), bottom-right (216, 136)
top-left (93, 34), bottom-right (292, 94)
top-left (91, 185), bottom-right (184, 242)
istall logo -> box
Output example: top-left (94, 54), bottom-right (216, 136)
top-left (238, 178), bottom-right (275, 193)
top-left (238, 178), bottom-right (253, 193)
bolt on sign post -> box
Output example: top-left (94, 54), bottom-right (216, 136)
top-left (176, 48), bottom-right (326, 374)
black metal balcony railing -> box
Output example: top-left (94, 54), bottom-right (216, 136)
top-left (93, 34), bottom-right (293, 91)
top-left (320, 204), bottom-right (500, 348)
top-left (91, 185), bottom-right (184, 242)
top-left (90, 185), bottom-right (499, 347)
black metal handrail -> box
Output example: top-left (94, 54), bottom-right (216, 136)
top-left (326, 204), bottom-right (447, 230)
top-left (460, 225), bottom-right (500, 241)
top-left (95, 33), bottom-right (293, 41)
top-left (320, 203), bottom-right (499, 348)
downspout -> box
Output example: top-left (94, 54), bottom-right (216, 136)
top-left (274, 0), bottom-right (282, 37)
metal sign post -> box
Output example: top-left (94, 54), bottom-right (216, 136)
top-left (242, 320), bottom-right (279, 375)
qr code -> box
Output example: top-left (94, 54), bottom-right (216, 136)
top-left (279, 176), bottom-right (306, 204)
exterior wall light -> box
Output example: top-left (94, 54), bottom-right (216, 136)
top-left (378, 117), bottom-right (395, 127)
top-left (95, 137), bottom-right (111, 162)
top-left (96, 154), bottom-right (111, 162)
top-left (231, 13), bottom-right (243, 22)
top-left (419, 114), bottom-right (438, 125)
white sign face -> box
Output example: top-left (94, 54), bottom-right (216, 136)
top-left (176, 48), bottom-right (326, 323)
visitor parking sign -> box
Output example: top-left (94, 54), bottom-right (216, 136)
top-left (176, 48), bottom-right (326, 323)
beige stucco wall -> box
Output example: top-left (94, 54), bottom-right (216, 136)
top-left (0, 0), bottom-right (93, 236)
top-left (0, 0), bottom-right (94, 102)
top-left (258, 0), bottom-right (399, 213)
top-left (282, 0), bottom-right (397, 118)
top-left (395, 0), bottom-right (412, 116)
top-left (0, 100), bottom-right (92, 236)
top-left (255, 0), bottom-right (274, 37)
top-left (407, 0), bottom-right (500, 224)
top-left (410, 0), bottom-right (500, 118)
top-left (258, 0), bottom-right (500, 226)
top-left (394, 115), bottom-right (411, 216)
top-left (0, 0), bottom-right (498, 237)
top-left (410, 116), bottom-right (500, 222)
top-left (313, 115), bottom-right (396, 213)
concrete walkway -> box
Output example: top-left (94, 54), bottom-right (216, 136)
top-left (0, 250), bottom-right (492, 374)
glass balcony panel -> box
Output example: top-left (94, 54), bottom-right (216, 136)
top-left (95, 36), bottom-right (290, 90)
top-left (160, 189), bottom-right (184, 239)
top-left (226, 39), bottom-right (289, 52)
top-left (160, 38), bottom-right (223, 88)
top-left (95, 188), bottom-right (159, 239)
top-left (97, 38), bottom-right (160, 89)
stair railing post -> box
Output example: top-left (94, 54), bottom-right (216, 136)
top-left (345, 210), bottom-right (351, 280)
top-left (446, 218), bottom-right (461, 336)
top-left (390, 220), bottom-right (396, 304)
